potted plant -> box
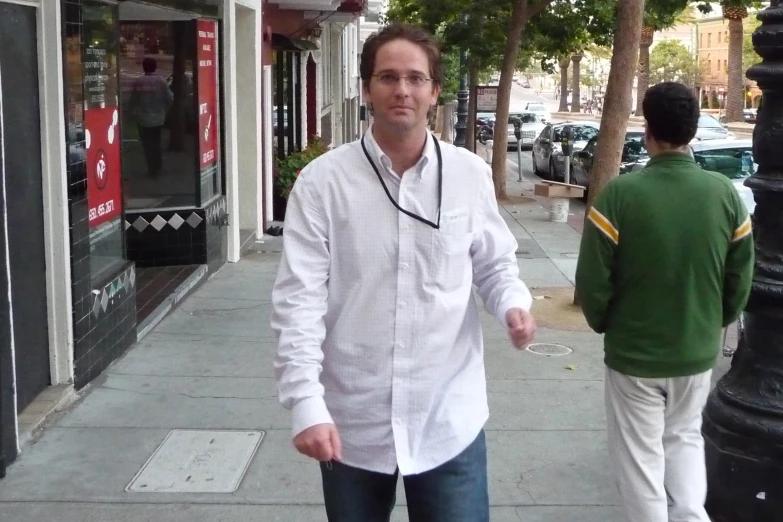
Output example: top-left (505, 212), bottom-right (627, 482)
top-left (274, 137), bottom-right (328, 201)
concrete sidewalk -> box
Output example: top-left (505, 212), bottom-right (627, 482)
top-left (0, 162), bottom-right (731, 521)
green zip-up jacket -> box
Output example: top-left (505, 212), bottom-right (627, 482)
top-left (575, 152), bottom-right (754, 378)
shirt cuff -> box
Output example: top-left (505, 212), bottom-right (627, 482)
top-left (291, 395), bottom-right (334, 438)
top-left (495, 291), bottom-right (533, 326)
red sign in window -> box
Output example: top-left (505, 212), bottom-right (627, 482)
top-left (85, 106), bottom-right (122, 227)
top-left (197, 20), bottom-right (219, 170)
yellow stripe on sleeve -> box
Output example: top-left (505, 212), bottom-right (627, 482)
top-left (733, 216), bottom-right (752, 242)
top-left (587, 207), bottom-right (619, 245)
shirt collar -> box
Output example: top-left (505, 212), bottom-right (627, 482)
top-left (644, 151), bottom-right (696, 168)
top-left (364, 123), bottom-right (437, 179)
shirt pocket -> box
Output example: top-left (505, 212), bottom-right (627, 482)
top-left (430, 212), bottom-right (473, 290)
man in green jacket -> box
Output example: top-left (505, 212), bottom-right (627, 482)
top-left (575, 82), bottom-right (754, 522)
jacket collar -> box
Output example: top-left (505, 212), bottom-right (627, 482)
top-left (644, 151), bottom-right (696, 168)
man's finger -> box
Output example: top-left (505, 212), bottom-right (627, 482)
top-left (314, 438), bottom-right (334, 462)
top-left (329, 427), bottom-right (342, 461)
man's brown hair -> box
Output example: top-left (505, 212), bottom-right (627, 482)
top-left (359, 23), bottom-right (442, 87)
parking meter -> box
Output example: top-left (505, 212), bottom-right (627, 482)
top-left (561, 126), bottom-right (574, 184)
top-left (513, 119), bottom-right (523, 181)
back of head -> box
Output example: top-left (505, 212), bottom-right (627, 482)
top-left (142, 57), bottom-right (157, 74)
top-left (642, 82), bottom-right (699, 147)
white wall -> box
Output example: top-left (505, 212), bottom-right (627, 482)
top-left (235, 4), bottom-right (262, 239)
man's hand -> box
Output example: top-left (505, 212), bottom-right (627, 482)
top-left (506, 308), bottom-right (536, 349)
top-left (293, 423), bottom-right (342, 462)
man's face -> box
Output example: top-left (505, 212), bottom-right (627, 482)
top-left (363, 39), bottom-right (440, 134)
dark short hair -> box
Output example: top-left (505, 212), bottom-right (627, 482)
top-left (642, 82), bottom-right (699, 146)
top-left (359, 23), bottom-right (442, 87)
top-left (142, 57), bottom-right (157, 74)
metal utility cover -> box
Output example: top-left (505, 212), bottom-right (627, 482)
top-left (126, 430), bottom-right (264, 493)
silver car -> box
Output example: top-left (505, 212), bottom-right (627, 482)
top-left (694, 113), bottom-right (736, 141)
top-left (506, 112), bottom-right (545, 150)
top-left (532, 122), bottom-right (599, 181)
top-left (688, 138), bottom-right (755, 215)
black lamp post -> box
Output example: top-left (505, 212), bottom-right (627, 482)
top-left (702, 2), bottom-right (783, 520)
top-left (453, 16), bottom-right (469, 148)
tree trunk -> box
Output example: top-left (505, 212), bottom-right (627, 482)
top-left (574, 0), bottom-right (645, 306)
top-left (635, 44), bottom-right (652, 115)
top-left (491, 0), bottom-right (531, 200)
top-left (724, 16), bottom-right (745, 122)
top-left (588, 0), bottom-right (645, 209)
top-left (440, 102), bottom-right (455, 143)
top-left (558, 56), bottom-right (570, 112)
top-left (571, 54), bottom-right (583, 112)
top-left (466, 61), bottom-right (480, 152)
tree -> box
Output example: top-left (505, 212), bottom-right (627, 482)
top-left (571, 53), bottom-right (583, 112)
top-left (558, 56), bottom-right (570, 111)
top-left (723, 1), bottom-right (749, 121)
top-left (634, 1), bottom-right (696, 115)
top-left (743, 14), bottom-right (762, 71)
top-left (649, 39), bottom-right (701, 88)
top-left (490, 0), bottom-right (555, 200)
top-left (588, 0), bottom-right (645, 210)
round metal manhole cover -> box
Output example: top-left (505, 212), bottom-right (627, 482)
top-left (526, 343), bottom-right (573, 356)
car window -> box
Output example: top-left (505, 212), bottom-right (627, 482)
top-left (693, 147), bottom-right (755, 179)
top-left (622, 133), bottom-right (648, 161)
top-left (552, 127), bottom-right (563, 142)
top-left (698, 114), bottom-right (723, 129)
top-left (572, 125), bottom-right (598, 142)
top-left (583, 137), bottom-right (597, 154)
top-left (510, 113), bottom-right (538, 124)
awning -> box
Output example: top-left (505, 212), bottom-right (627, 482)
top-left (271, 33), bottom-right (319, 51)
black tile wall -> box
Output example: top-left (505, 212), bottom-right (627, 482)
top-left (63, 0), bottom-right (137, 390)
top-left (205, 196), bottom-right (228, 273)
top-left (125, 209), bottom-right (208, 266)
top-left (124, 195), bottom-right (228, 269)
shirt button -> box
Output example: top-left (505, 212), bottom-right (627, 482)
top-left (397, 342), bottom-right (404, 349)
top-left (401, 263), bottom-right (409, 270)
top-left (403, 224), bottom-right (411, 231)
top-left (399, 301), bottom-right (406, 307)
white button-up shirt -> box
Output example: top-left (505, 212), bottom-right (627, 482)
top-left (271, 126), bottom-right (532, 476)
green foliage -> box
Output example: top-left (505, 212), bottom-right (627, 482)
top-left (439, 49), bottom-right (461, 103)
top-left (743, 15), bottom-right (762, 70)
top-left (649, 40), bottom-right (701, 88)
top-left (274, 138), bottom-right (328, 199)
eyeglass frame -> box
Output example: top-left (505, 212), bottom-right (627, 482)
top-left (371, 72), bottom-right (434, 88)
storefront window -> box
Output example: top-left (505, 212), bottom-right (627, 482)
top-left (196, 20), bottom-right (222, 204)
top-left (83, 1), bottom-right (126, 282)
top-left (119, 20), bottom-right (199, 209)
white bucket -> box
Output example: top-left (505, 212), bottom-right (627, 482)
top-left (485, 140), bottom-right (494, 163)
top-left (549, 198), bottom-right (569, 222)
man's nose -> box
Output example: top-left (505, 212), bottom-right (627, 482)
top-left (392, 79), bottom-right (411, 96)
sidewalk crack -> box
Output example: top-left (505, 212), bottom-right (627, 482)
top-left (99, 385), bottom-right (277, 401)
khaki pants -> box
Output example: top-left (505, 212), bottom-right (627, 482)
top-left (605, 367), bottom-right (712, 522)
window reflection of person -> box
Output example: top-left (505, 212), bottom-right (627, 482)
top-left (130, 57), bottom-right (173, 177)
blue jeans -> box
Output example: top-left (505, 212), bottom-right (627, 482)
top-left (319, 430), bottom-right (489, 522)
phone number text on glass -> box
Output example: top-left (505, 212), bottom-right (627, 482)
top-left (89, 199), bottom-right (115, 221)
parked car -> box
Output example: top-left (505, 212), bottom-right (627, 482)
top-left (532, 121), bottom-right (600, 181)
top-left (506, 112), bottom-right (546, 150)
top-left (522, 102), bottom-right (551, 124)
top-left (688, 138), bottom-right (756, 215)
top-left (695, 112), bottom-right (735, 141)
top-left (570, 127), bottom-right (648, 199)
top-left (476, 111), bottom-right (496, 144)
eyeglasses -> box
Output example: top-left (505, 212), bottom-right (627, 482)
top-left (373, 73), bottom-right (432, 88)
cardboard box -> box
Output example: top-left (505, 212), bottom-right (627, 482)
top-left (534, 181), bottom-right (586, 199)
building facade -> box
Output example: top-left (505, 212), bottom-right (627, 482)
top-left (261, 0), bottom-right (379, 225)
top-left (695, 10), bottom-right (762, 109)
top-left (0, 0), bottom-right (264, 474)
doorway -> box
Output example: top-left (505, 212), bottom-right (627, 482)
top-left (0, 3), bottom-right (51, 413)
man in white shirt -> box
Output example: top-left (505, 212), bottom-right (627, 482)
top-left (271, 23), bottom-right (536, 522)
